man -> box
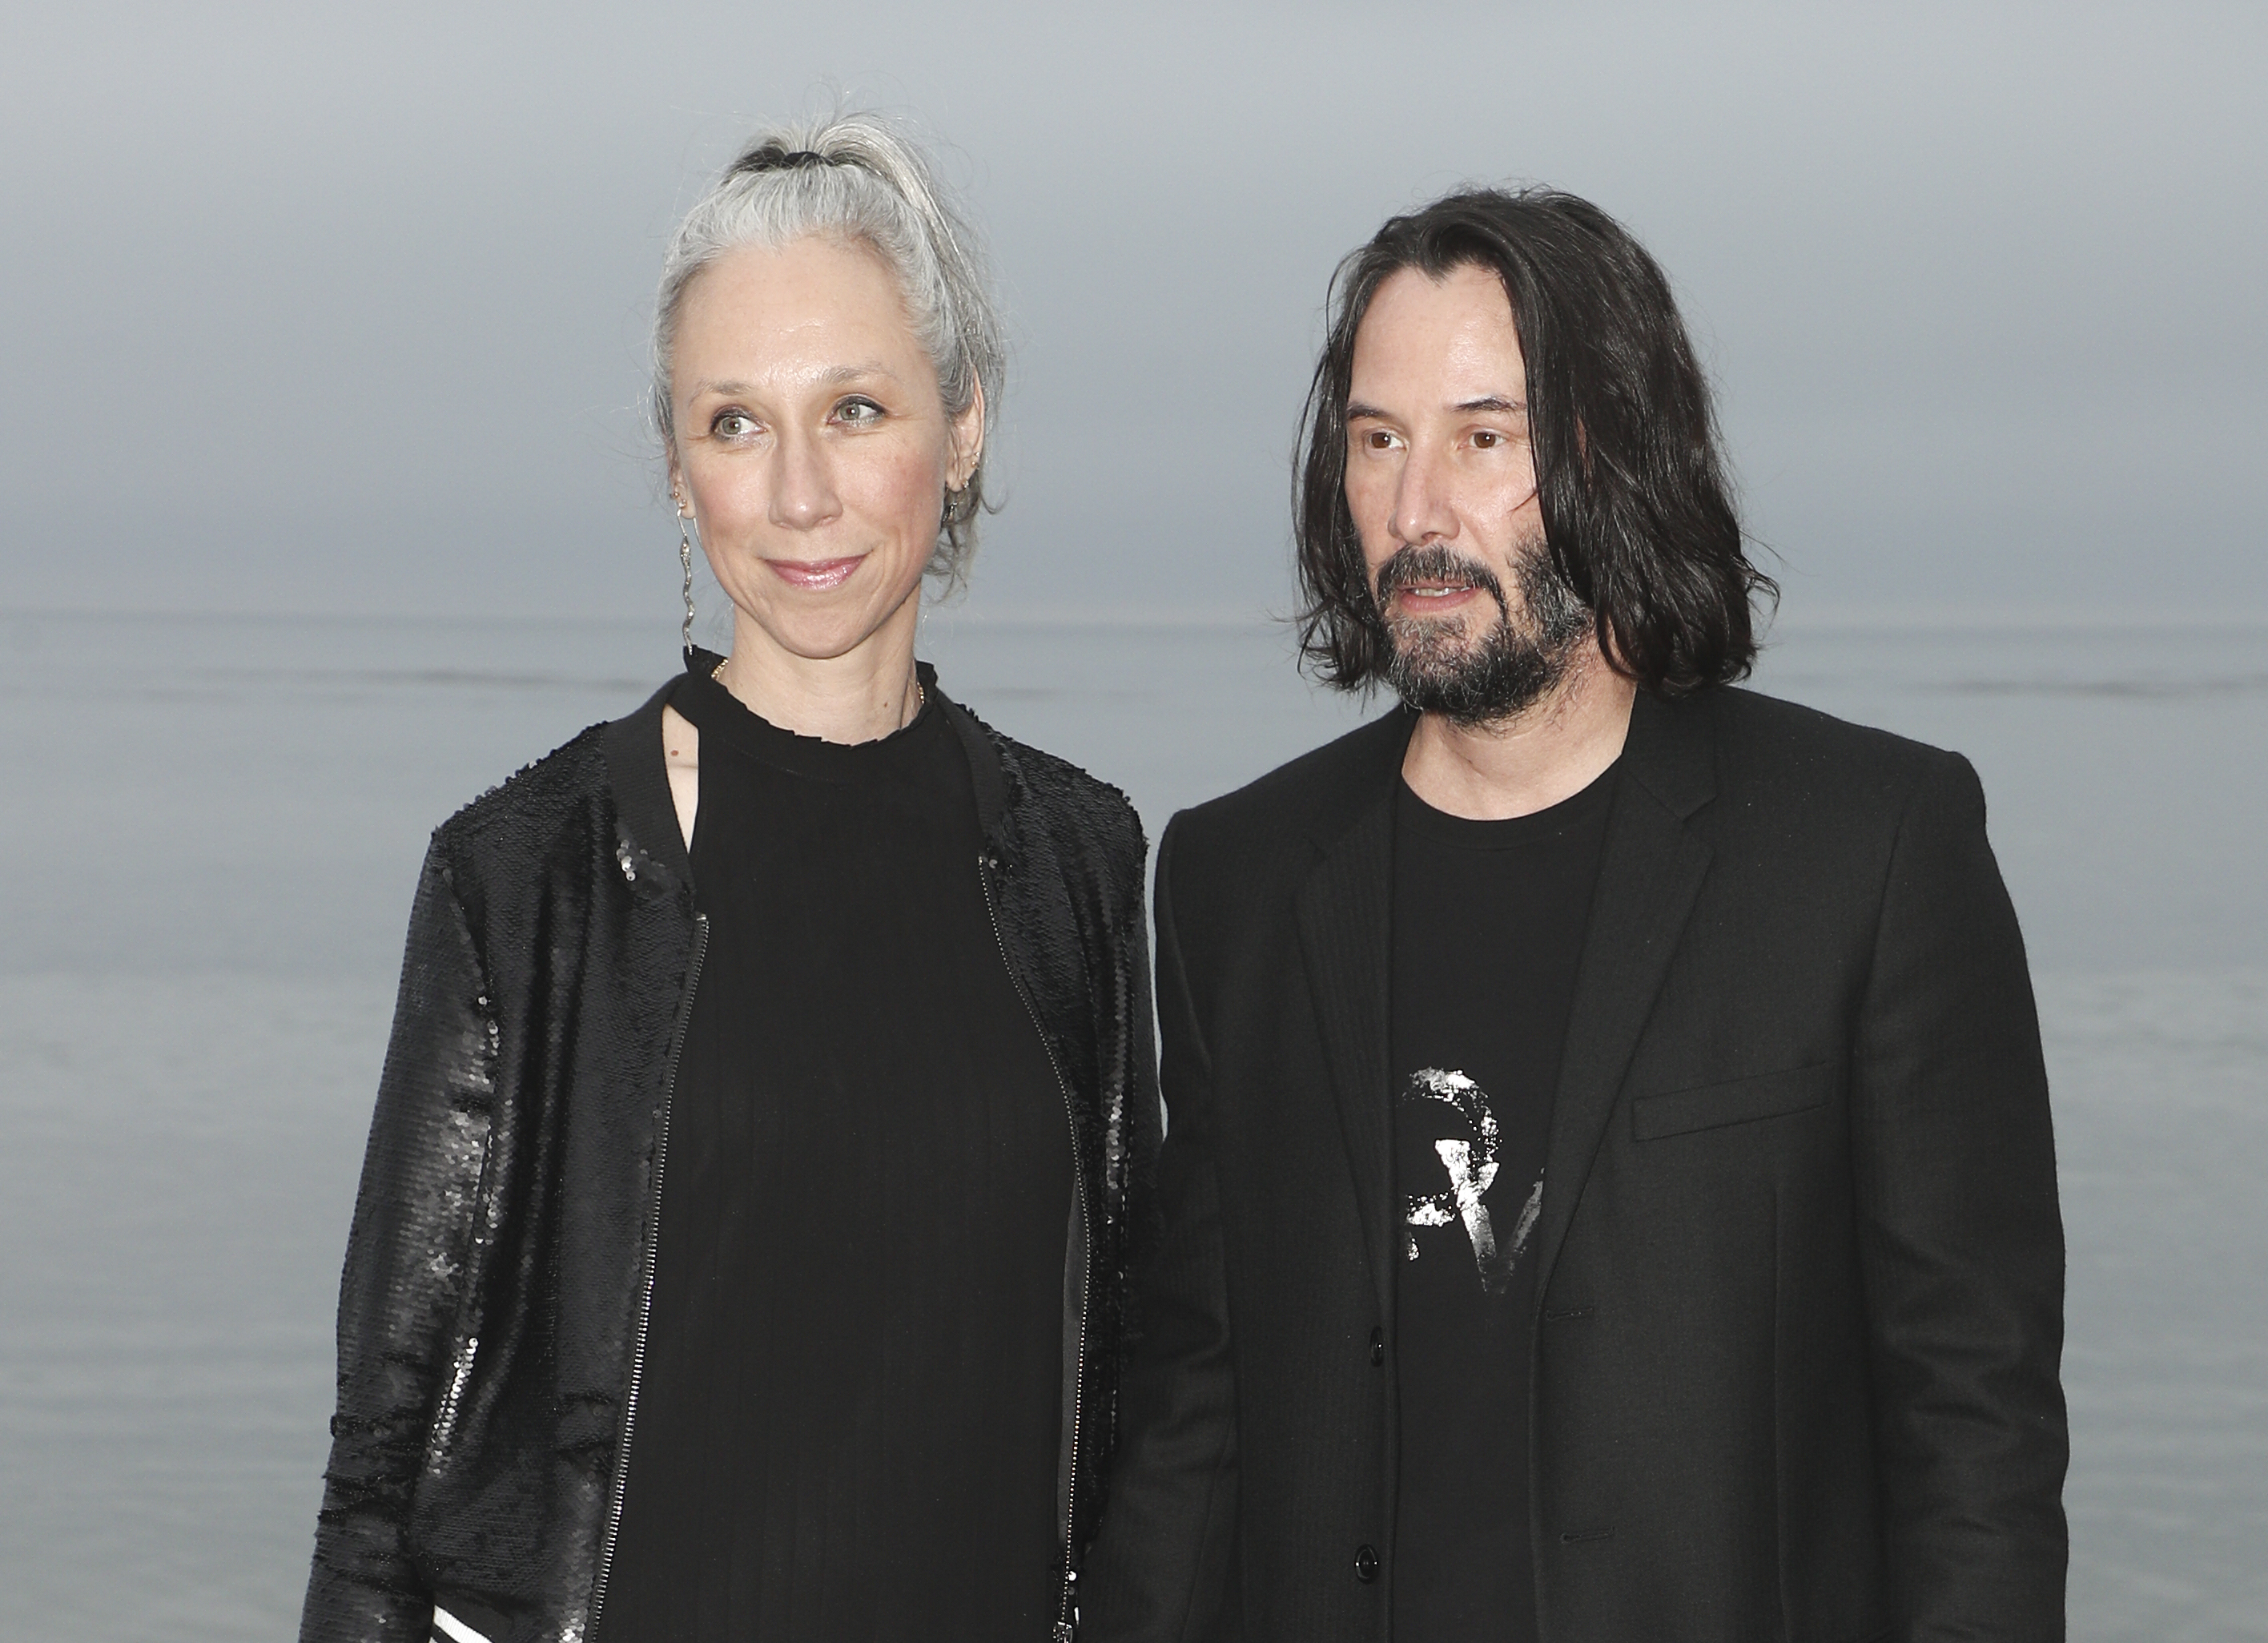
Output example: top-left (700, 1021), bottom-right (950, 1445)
top-left (1080, 189), bottom-right (2066, 1642)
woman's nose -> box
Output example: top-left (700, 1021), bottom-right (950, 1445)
top-left (766, 432), bottom-right (842, 530)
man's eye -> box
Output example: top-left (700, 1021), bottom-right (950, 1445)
top-left (1362, 429), bottom-right (1396, 450)
top-left (1473, 430), bottom-right (1500, 449)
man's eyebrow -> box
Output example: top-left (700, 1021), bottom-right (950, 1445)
top-left (1345, 395), bottom-right (1527, 421)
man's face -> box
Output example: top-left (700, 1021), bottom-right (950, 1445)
top-left (1344, 262), bottom-right (1588, 724)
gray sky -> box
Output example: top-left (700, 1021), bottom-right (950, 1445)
top-left (4, 0), bottom-right (2262, 629)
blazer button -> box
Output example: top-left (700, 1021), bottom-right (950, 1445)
top-left (1369, 1327), bottom-right (1385, 1367)
top-left (1354, 1544), bottom-right (1380, 1584)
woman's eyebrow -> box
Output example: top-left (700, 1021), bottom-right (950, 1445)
top-left (817, 361), bottom-right (902, 385)
top-left (690, 363), bottom-right (905, 398)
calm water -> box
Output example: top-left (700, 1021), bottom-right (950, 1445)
top-left (2, 607), bottom-right (2263, 1639)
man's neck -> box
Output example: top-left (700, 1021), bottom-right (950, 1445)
top-left (1400, 645), bottom-right (1637, 820)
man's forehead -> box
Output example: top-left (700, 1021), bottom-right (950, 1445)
top-left (1350, 264), bottom-right (1526, 404)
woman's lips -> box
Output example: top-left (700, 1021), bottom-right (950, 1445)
top-left (765, 555), bottom-right (865, 592)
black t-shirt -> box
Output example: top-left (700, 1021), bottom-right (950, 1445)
top-left (1389, 763), bottom-right (1616, 1643)
top-left (601, 666), bottom-right (1072, 1642)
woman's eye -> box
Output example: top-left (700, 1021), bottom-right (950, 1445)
top-left (713, 410), bottom-right (756, 438)
top-left (835, 397), bottom-right (885, 425)
top-left (1473, 429), bottom-right (1500, 449)
top-left (1362, 429), bottom-right (1396, 450)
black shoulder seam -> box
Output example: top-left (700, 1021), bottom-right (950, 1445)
top-left (601, 679), bottom-right (691, 886)
top-left (435, 723), bottom-right (608, 848)
top-left (933, 686), bottom-right (1018, 844)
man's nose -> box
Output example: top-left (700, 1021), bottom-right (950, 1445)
top-left (1389, 440), bottom-right (1456, 546)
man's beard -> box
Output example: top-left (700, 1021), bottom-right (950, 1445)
top-left (1373, 536), bottom-right (1591, 727)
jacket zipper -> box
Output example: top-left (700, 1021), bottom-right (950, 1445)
top-left (979, 852), bottom-right (1091, 1643)
top-left (588, 910), bottom-right (710, 1636)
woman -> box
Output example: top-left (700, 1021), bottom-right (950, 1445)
top-left (301, 115), bottom-right (1155, 1643)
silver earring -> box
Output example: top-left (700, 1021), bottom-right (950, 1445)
top-left (678, 512), bottom-right (696, 658)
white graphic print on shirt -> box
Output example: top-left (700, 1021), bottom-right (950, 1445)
top-left (1398, 1067), bottom-right (1543, 1297)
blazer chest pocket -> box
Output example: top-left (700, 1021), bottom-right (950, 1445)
top-left (1631, 1061), bottom-right (1836, 1142)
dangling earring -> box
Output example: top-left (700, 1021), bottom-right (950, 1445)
top-left (677, 505), bottom-right (696, 659)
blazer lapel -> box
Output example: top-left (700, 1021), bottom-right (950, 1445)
top-left (1297, 787), bottom-right (1399, 1322)
top-left (1533, 693), bottom-right (1717, 1300)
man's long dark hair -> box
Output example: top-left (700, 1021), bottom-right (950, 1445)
top-left (1295, 187), bottom-right (1775, 696)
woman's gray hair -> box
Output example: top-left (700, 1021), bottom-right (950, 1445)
top-left (653, 113), bottom-right (1007, 583)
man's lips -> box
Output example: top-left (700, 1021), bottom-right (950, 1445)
top-left (1391, 581), bottom-right (1483, 606)
top-left (765, 555), bottom-right (864, 592)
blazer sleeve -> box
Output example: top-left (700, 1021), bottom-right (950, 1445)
top-left (1080, 819), bottom-right (1242, 1643)
top-left (301, 839), bottom-right (497, 1643)
top-left (1851, 751), bottom-right (2069, 1638)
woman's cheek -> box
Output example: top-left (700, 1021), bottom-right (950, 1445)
top-left (868, 441), bottom-right (951, 538)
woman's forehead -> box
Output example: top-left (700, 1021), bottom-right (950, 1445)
top-left (674, 236), bottom-right (927, 383)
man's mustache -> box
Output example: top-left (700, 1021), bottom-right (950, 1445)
top-left (1373, 542), bottom-right (1510, 617)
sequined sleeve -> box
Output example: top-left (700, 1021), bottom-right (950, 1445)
top-left (301, 838), bottom-right (499, 1643)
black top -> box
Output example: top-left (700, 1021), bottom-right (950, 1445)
top-left (1389, 764), bottom-right (1615, 1643)
top-left (601, 665), bottom-right (1072, 1642)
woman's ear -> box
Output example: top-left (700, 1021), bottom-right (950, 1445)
top-left (947, 381), bottom-right (986, 491)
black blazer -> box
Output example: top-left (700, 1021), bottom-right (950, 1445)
top-left (1081, 687), bottom-right (2065, 1643)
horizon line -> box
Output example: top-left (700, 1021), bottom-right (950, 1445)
top-left (6, 602), bottom-right (2268, 636)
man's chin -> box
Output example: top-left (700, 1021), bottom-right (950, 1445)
top-left (1383, 615), bottom-right (1489, 667)
top-left (1385, 630), bottom-right (1574, 726)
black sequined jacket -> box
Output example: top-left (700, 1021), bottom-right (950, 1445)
top-left (301, 663), bottom-right (1157, 1643)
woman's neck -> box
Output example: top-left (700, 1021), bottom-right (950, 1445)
top-left (713, 598), bottom-right (924, 744)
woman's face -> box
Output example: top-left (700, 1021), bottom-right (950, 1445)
top-left (670, 235), bottom-right (979, 668)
